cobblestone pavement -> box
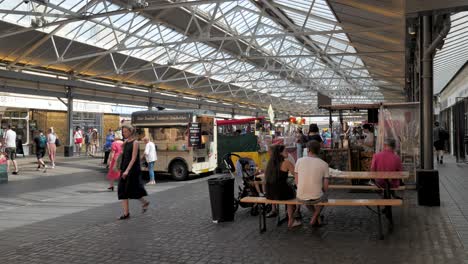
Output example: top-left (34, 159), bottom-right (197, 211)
top-left (438, 156), bottom-right (468, 249)
top-left (0, 156), bottom-right (467, 263)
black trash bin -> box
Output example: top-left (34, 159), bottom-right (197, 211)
top-left (64, 146), bottom-right (74, 157)
top-left (208, 176), bottom-right (235, 223)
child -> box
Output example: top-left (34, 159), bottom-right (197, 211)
top-left (241, 162), bottom-right (265, 197)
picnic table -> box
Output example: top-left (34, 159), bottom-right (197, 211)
top-left (243, 170), bottom-right (408, 238)
top-left (331, 170), bottom-right (409, 229)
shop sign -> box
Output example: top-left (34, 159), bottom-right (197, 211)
top-left (132, 113), bottom-right (191, 124)
top-left (188, 122), bottom-right (201, 147)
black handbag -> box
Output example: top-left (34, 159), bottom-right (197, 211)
top-left (141, 171), bottom-right (150, 183)
top-left (55, 138), bottom-right (61, 147)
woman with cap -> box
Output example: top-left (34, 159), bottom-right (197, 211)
top-left (106, 130), bottom-right (123, 191)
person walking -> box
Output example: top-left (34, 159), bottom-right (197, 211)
top-left (433, 121), bottom-right (448, 164)
top-left (47, 127), bottom-right (57, 168)
top-left (117, 124), bottom-right (149, 220)
top-left (73, 127), bottom-right (83, 156)
top-left (295, 128), bottom-right (307, 159)
top-left (143, 137), bottom-right (157, 185)
top-left (33, 130), bottom-right (48, 173)
top-left (90, 128), bottom-right (99, 157)
top-left (85, 128), bottom-right (92, 156)
top-left (3, 125), bottom-right (19, 174)
top-left (107, 131), bottom-right (123, 191)
top-left (103, 129), bottom-right (115, 166)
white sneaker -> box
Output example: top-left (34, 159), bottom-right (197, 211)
top-left (52, 165), bottom-right (55, 169)
top-left (43, 165), bottom-right (48, 173)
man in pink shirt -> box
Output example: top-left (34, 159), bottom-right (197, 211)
top-left (371, 138), bottom-right (403, 191)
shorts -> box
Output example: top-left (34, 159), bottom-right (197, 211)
top-left (434, 140), bottom-right (444, 151)
top-left (36, 149), bottom-right (46, 159)
top-left (75, 138), bottom-right (83, 144)
top-left (298, 193), bottom-right (328, 207)
top-left (5, 147), bottom-right (16, 160)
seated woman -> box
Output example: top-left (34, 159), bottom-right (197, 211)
top-left (265, 144), bottom-right (301, 228)
top-left (241, 161), bottom-right (264, 197)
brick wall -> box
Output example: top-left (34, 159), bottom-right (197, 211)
top-left (31, 111), bottom-right (120, 153)
top-left (32, 111), bottom-right (67, 153)
top-left (103, 114), bottom-right (120, 133)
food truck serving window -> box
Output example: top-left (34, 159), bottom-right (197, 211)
top-left (148, 126), bottom-right (187, 142)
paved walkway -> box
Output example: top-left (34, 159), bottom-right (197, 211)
top-left (0, 155), bottom-right (466, 263)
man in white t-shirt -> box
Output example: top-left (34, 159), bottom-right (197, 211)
top-left (295, 140), bottom-right (329, 226)
top-left (143, 137), bottom-right (157, 185)
top-left (3, 125), bottom-right (19, 174)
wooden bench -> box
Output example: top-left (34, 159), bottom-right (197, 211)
top-left (329, 184), bottom-right (406, 191)
top-left (240, 196), bottom-right (403, 239)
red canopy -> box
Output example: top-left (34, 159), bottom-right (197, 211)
top-left (216, 117), bottom-right (264, 126)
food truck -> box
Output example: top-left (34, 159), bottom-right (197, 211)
top-left (132, 110), bottom-right (217, 180)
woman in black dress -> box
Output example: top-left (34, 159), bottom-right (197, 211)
top-left (118, 125), bottom-right (149, 220)
top-left (265, 145), bottom-right (300, 228)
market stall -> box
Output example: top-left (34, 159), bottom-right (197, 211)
top-left (319, 102), bottom-right (420, 185)
top-left (216, 117), bottom-right (271, 172)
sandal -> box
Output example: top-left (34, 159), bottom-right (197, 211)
top-left (266, 211), bottom-right (277, 218)
top-left (142, 201), bottom-right (150, 213)
top-left (288, 220), bottom-right (303, 229)
top-left (310, 215), bottom-right (325, 227)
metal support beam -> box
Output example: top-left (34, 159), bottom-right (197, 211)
top-left (421, 15), bottom-right (451, 169)
top-left (339, 110), bottom-right (344, 149)
top-left (148, 88), bottom-right (153, 110)
top-left (57, 97), bottom-right (68, 107)
top-left (421, 16), bottom-right (433, 169)
top-left (329, 110), bottom-right (333, 148)
top-left (66, 86), bottom-right (74, 157)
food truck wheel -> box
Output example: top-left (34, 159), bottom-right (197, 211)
top-left (170, 161), bottom-right (188, 181)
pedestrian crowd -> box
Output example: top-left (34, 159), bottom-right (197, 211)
top-left (0, 120), bottom-right (449, 223)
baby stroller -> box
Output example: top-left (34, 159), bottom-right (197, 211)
top-left (222, 153), bottom-right (271, 216)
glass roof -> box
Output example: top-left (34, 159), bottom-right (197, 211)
top-left (434, 12), bottom-right (468, 93)
top-left (0, 0), bottom-right (386, 113)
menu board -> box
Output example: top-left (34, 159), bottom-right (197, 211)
top-left (188, 122), bottom-right (201, 147)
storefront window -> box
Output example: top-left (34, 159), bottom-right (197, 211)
top-left (0, 110), bottom-right (29, 144)
top-left (72, 112), bottom-right (103, 143)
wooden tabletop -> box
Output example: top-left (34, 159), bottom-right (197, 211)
top-left (332, 171), bottom-right (409, 179)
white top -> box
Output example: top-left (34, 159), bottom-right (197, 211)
top-left (74, 130), bottom-right (83, 139)
top-left (144, 141), bottom-right (157, 162)
top-left (48, 133), bottom-right (57, 144)
top-left (362, 131), bottom-right (374, 152)
top-left (4, 129), bottom-right (16, 148)
top-left (295, 156), bottom-right (329, 200)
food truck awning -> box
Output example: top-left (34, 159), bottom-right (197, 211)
top-left (216, 117), bottom-right (265, 126)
